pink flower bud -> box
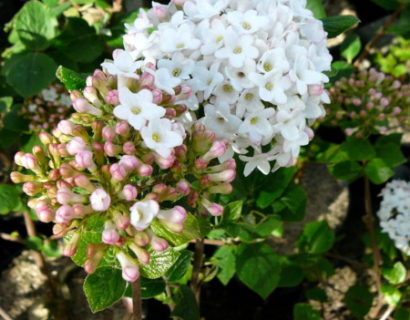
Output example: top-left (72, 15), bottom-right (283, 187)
top-left (73, 98), bottom-right (102, 116)
top-left (57, 187), bottom-right (85, 205)
top-left (75, 150), bottom-right (95, 169)
top-left (56, 205), bottom-right (75, 224)
top-left (152, 4), bottom-right (167, 18)
top-left (393, 106), bottom-right (402, 115)
top-left (104, 141), bottom-right (121, 157)
top-left (344, 128), bottom-right (355, 136)
top-left (155, 155), bottom-right (175, 169)
top-left (151, 89), bottom-right (163, 104)
top-left (38, 132), bottom-right (53, 145)
top-left (63, 233), bottom-right (80, 257)
top-left (67, 137), bottom-right (88, 155)
top-left (90, 188), bottom-right (111, 211)
top-left (309, 84), bottom-right (324, 96)
top-left (203, 140), bottom-right (227, 162)
top-left (158, 206), bottom-right (187, 224)
top-left (176, 180), bottom-right (190, 195)
top-left (129, 244), bottom-right (150, 265)
top-left (140, 72), bottom-right (155, 87)
top-left (352, 98), bottom-right (361, 106)
top-left (102, 126), bottom-right (116, 141)
top-left (83, 87), bottom-right (101, 107)
top-left (119, 155), bottom-right (139, 170)
top-left (35, 203), bottom-right (55, 223)
top-left (201, 198), bottom-right (224, 216)
top-left (122, 184), bottom-right (138, 201)
top-left (72, 203), bottom-right (91, 218)
top-left (393, 80), bottom-right (401, 89)
top-left (105, 90), bottom-right (120, 105)
top-left (173, 0), bottom-right (185, 6)
top-left (110, 163), bottom-right (127, 181)
top-left (195, 158), bottom-right (208, 170)
top-left (10, 172), bottom-right (34, 183)
top-left (123, 141), bottom-right (136, 155)
top-left (134, 231), bottom-right (150, 247)
top-left (113, 212), bottom-right (130, 230)
top-left (208, 183), bottom-right (233, 194)
top-left (150, 236), bottom-right (169, 252)
top-left (208, 169), bottom-right (236, 183)
top-left (74, 175), bottom-right (95, 192)
top-left (21, 154), bottom-right (38, 171)
top-left (116, 121), bottom-right (130, 136)
top-left (117, 252), bottom-right (140, 282)
top-left (23, 182), bottom-right (42, 196)
top-left (137, 163), bottom-right (153, 176)
top-left (58, 120), bottom-right (76, 135)
top-left (102, 223), bottom-right (120, 245)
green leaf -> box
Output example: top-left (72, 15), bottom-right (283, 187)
top-left (41, 240), bottom-right (61, 258)
top-left (321, 15), bottom-right (360, 38)
top-left (371, 0), bottom-right (401, 10)
top-left (389, 8), bottom-right (410, 38)
top-left (221, 201), bottom-right (243, 224)
top-left (306, 0), bottom-right (326, 19)
top-left (0, 97), bottom-right (13, 113)
top-left (344, 285), bottom-right (373, 318)
top-left (213, 245), bottom-right (236, 285)
top-left (383, 262), bottom-right (407, 285)
top-left (375, 134), bottom-right (406, 168)
top-left (3, 105), bottom-right (29, 133)
top-left (150, 213), bottom-right (201, 246)
top-left (139, 248), bottom-right (180, 279)
top-left (277, 257), bottom-right (304, 288)
top-left (125, 278), bottom-right (166, 299)
top-left (171, 286), bottom-right (200, 320)
top-left (394, 308), bottom-right (410, 320)
top-left (26, 236), bottom-right (43, 250)
top-left (0, 184), bottom-right (24, 215)
top-left (166, 250), bottom-right (193, 282)
top-left (0, 129), bottom-right (20, 148)
top-left (235, 243), bottom-right (281, 299)
top-left (293, 303), bottom-right (321, 320)
top-left (327, 61), bottom-right (355, 84)
top-left (255, 216), bottom-right (283, 237)
top-left (54, 18), bottom-right (104, 63)
top-left (56, 66), bottom-right (86, 91)
top-left (297, 221), bottom-right (335, 254)
top-left (381, 284), bottom-right (402, 307)
top-left (256, 167), bottom-right (297, 209)
top-left (84, 267), bottom-right (127, 313)
top-left (341, 34), bottom-right (362, 63)
top-left (328, 160), bottom-right (362, 181)
top-left (13, 0), bottom-right (58, 50)
top-left (364, 158), bottom-right (395, 184)
top-left (4, 52), bottom-right (57, 98)
top-left (274, 184), bottom-right (307, 222)
top-left (306, 287), bottom-right (328, 302)
top-left (341, 137), bottom-right (376, 161)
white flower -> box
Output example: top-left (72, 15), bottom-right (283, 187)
top-left (201, 104), bottom-right (241, 140)
top-left (59, 94), bottom-right (72, 107)
top-left (113, 88), bottom-right (166, 130)
top-left (183, 0), bottom-right (228, 20)
top-left (199, 19), bottom-right (227, 55)
top-left (250, 71), bottom-right (291, 104)
top-left (158, 52), bottom-right (194, 80)
top-left (101, 49), bottom-right (142, 79)
top-left (226, 10), bottom-right (269, 34)
top-left (257, 48), bottom-right (290, 74)
top-left (215, 27), bottom-right (259, 68)
top-left (153, 68), bottom-right (182, 94)
top-left (190, 63), bottom-right (223, 99)
top-left (159, 23), bottom-right (200, 52)
top-left (240, 149), bottom-right (275, 176)
top-left (130, 200), bottom-right (160, 231)
top-left (141, 118), bottom-right (184, 157)
top-left (238, 108), bottom-right (275, 143)
top-left (41, 88), bottom-right (58, 102)
top-left (225, 59), bottom-right (256, 91)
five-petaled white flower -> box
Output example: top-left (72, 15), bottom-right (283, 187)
top-left (130, 200), bottom-right (160, 231)
top-left (113, 88), bottom-right (166, 130)
top-left (101, 49), bottom-right (142, 79)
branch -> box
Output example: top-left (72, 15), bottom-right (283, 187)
top-left (132, 278), bottom-right (143, 320)
top-left (0, 307), bottom-right (13, 320)
top-left (354, 4), bottom-right (405, 67)
top-left (190, 238), bottom-right (205, 303)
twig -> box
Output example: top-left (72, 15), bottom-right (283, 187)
top-left (0, 232), bottom-right (25, 244)
top-left (132, 278), bottom-right (143, 320)
top-left (354, 4), bottom-right (405, 68)
top-left (0, 306), bottom-right (13, 320)
top-left (190, 238), bottom-right (205, 303)
top-left (380, 305), bottom-right (394, 320)
top-left (325, 252), bottom-right (368, 271)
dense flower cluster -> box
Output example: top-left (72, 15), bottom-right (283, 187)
top-left (378, 180), bottom-right (410, 255)
top-left (122, 0), bottom-right (332, 175)
top-left (324, 68), bottom-right (410, 137)
top-left (21, 84), bottom-right (72, 132)
top-left (11, 61), bottom-right (235, 282)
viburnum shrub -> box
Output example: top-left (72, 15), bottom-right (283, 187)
top-left (122, 0), bottom-right (332, 175)
top-left (12, 60), bottom-right (236, 284)
top-left (20, 84), bottom-right (72, 132)
top-left (323, 68), bottom-right (410, 137)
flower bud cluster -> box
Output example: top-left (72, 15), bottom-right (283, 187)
top-left (12, 63), bottom-right (236, 282)
top-left (324, 68), bottom-right (410, 137)
top-left (20, 84), bottom-right (73, 132)
top-left (377, 180), bottom-right (410, 255)
top-left (122, 0), bottom-right (332, 175)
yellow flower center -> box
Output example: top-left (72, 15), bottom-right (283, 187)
top-left (263, 62), bottom-right (273, 72)
top-left (172, 68), bottom-right (182, 77)
top-left (242, 22), bottom-right (251, 30)
top-left (223, 84), bottom-right (234, 93)
top-left (152, 133), bottom-right (161, 142)
top-left (233, 47), bottom-right (242, 54)
top-left (265, 82), bottom-right (273, 91)
top-left (176, 43), bottom-right (184, 49)
top-left (250, 117), bottom-right (258, 125)
top-left (131, 107), bottom-right (141, 115)
top-left (216, 35), bottom-right (224, 43)
top-left (244, 93), bottom-right (254, 101)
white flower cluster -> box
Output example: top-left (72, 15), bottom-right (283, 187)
top-left (378, 180), bottom-right (410, 255)
top-left (122, 0), bottom-right (332, 175)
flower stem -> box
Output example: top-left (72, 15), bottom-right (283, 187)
top-left (190, 238), bottom-right (205, 304)
top-left (132, 278), bottom-right (143, 320)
